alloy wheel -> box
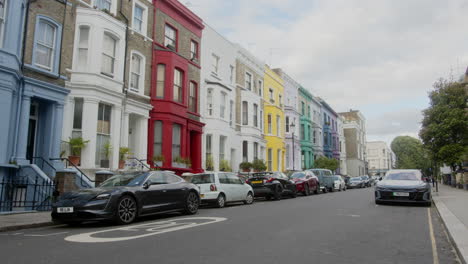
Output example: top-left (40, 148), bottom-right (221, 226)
top-left (216, 194), bottom-right (225, 208)
top-left (118, 196), bottom-right (137, 224)
top-left (186, 192), bottom-right (199, 214)
top-left (244, 193), bottom-right (254, 204)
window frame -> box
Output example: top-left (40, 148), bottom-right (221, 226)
top-left (211, 53), bottom-right (219, 74)
top-left (245, 72), bottom-right (252, 90)
top-left (153, 120), bottom-right (163, 157)
top-left (188, 81), bottom-right (198, 113)
top-left (173, 68), bottom-right (184, 103)
top-left (164, 23), bottom-right (177, 51)
top-left (32, 16), bottom-right (62, 74)
top-left (156, 64), bottom-right (166, 99)
top-left (132, 1), bottom-right (147, 35)
top-left (207, 88), bottom-right (213, 116)
top-left (0, 0), bottom-right (7, 49)
top-left (253, 104), bottom-right (258, 127)
top-left (220, 91), bottom-right (227, 119)
top-left (75, 25), bottom-right (90, 71)
top-left (190, 39), bottom-right (199, 61)
top-left (101, 32), bottom-right (118, 77)
top-left (129, 51), bottom-right (145, 94)
top-left (242, 101), bottom-right (248, 126)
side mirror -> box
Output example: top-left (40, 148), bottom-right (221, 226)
top-left (143, 181), bottom-right (151, 189)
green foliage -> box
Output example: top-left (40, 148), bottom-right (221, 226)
top-left (103, 141), bottom-right (112, 159)
top-left (66, 137), bottom-right (90, 156)
top-left (390, 136), bottom-right (430, 174)
top-left (252, 159), bottom-right (267, 172)
top-left (153, 155), bottom-right (165, 163)
top-left (173, 156), bottom-right (184, 163)
top-left (119, 147), bottom-right (131, 161)
top-left (420, 79), bottom-right (468, 171)
top-left (205, 155), bottom-right (214, 171)
top-left (219, 160), bottom-right (232, 172)
top-left (182, 157), bottom-right (192, 166)
top-left (239, 161), bottom-right (253, 171)
top-left (314, 156), bottom-right (339, 172)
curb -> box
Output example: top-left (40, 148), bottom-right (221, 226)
top-left (433, 194), bottom-right (468, 264)
top-left (0, 222), bottom-right (56, 233)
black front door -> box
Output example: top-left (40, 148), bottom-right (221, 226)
top-left (26, 108), bottom-right (38, 162)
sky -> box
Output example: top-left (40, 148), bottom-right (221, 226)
top-left (185, 0), bottom-right (468, 146)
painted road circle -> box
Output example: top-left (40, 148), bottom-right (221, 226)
top-left (64, 217), bottom-right (227, 243)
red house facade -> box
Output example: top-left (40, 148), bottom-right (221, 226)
top-left (149, 0), bottom-right (204, 174)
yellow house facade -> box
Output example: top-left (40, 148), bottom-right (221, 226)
top-left (263, 66), bottom-right (286, 172)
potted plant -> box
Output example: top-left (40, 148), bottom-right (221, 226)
top-left (252, 159), bottom-right (267, 172)
top-left (67, 137), bottom-right (89, 166)
top-left (100, 141), bottom-right (112, 168)
top-left (153, 155), bottom-right (165, 167)
top-left (119, 147), bottom-right (131, 169)
top-left (183, 157), bottom-right (192, 168)
top-left (206, 155), bottom-right (214, 171)
top-left (239, 161), bottom-right (253, 172)
top-left (219, 160), bottom-right (232, 172)
top-left (173, 156), bottom-right (186, 168)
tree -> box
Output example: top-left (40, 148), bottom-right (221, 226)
top-left (314, 156), bottom-right (339, 172)
top-left (390, 136), bottom-right (430, 174)
top-left (420, 78), bottom-right (468, 172)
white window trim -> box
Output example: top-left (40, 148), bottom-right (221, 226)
top-left (101, 32), bottom-right (119, 78)
top-left (129, 50), bottom-right (146, 95)
top-left (131, 0), bottom-right (148, 37)
top-left (211, 53), bottom-right (219, 75)
top-left (245, 71), bottom-right (253, 91)
top-left (73, 24), bottom-right (91, 71)
top-left (93, 0), bottom-right (117, 15)
top-left (0, 0), bottom-right (7, 49)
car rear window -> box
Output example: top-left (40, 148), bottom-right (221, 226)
top-left (190, 174), bottom-right (215, 184)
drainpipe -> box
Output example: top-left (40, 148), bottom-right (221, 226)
top-left (119, 0), bottom-right (129, 150)
top-left (12, 0), bottom-right (31, 162)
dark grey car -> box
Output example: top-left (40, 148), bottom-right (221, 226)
top-left (375, 170), bottom-right (431, 206)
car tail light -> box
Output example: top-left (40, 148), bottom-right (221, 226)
top-left (210, 184), bottom-right (217, 191)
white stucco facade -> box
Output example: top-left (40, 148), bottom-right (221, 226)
top-left (200, 24), bottom-right (241, 171)
top-left (340, 110), bottom-right (367, 177)
top-left (338, 115), bottom-right (347, 175)
top-left (62, 7), bottom-right (152, 176)
top-left (366, 141), bottom-right (393, 176)
top-left (274, 69), bottom-right (301, 171)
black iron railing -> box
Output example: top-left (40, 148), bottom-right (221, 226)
top-left (32, 156), bottom-right (56, 174)
top-left (126, 157), bottom-right (151, 171)
top-left (0, 176), bottom-right (57, 212)
top-left (49, 158), bottom-right (94, 188)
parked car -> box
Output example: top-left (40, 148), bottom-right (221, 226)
top-left (185, 172), bottom-right (254, 208)
top-left (371, 176), bottom-right (380, 185)
top-left (289, 171), bottom-right (320, 196)
top-left (246, 172), bottom-right (297, 200)
top-left (361, 175), bottom-right (371, 187)
top-left (309, 169), bottom-right (335, 192)
top-left (332, 175), bottom-right (347, 191)
top-left (347, 177), bottom-right (365, 188)
top-left (375, 169), bottom-right (431, 206)
top-left (52, 171), bottom-right (200, 225)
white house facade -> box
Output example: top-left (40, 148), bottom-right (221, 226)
top-left (274, 68), bottom-right (301, 171)
top-left (200, 24), bottom-right (241, 171)
top-left (338, 115), bottom-right (347, 175)
top-left (366, 141), bottom-right (393, 176)
top-left (62, 4), bottom-right (152, 177)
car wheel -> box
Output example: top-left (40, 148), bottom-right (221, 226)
top-left (115, 195), bottom-right (137, 225)
top-left (215, 193), bottom-right (226, 208)
top-left (184, 191), bottom-right (199, 215)
top-left (344, 186), bottom-right (347, 191)
top-left (273, 185), bottom-right (282, 200)
top-left (330, 187), bottom-right (334, 192)
top-left (322, 187), bottom-right (328, 193)
top-left (303, 184), bottom-right (310, 196)
top-left (243, 192), bottom-right (254, 205)
top-left (290, 189), bottom-right (297, 198)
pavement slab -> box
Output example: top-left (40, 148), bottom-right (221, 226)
top-left (0, 212), bottom-right (53, 232)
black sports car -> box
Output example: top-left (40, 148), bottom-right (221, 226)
top-left (375, 169), bottom-right (431, 206)
top-left (52, 171), bottom-right (200, 225)
top-left (246, 172), bottom-right (297, 200)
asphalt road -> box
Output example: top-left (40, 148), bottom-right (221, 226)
top-left (0, 187), bottom-right (461, 264)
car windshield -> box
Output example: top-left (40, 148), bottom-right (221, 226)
top-left (99, 172), bottom-right (149, 187)
top-left (361, 176), bottom-right (368, 180)
top-left (350, 178), bottom-right (361, 182)
top-left (290, 172), bottom-right (306, 179)
top-left (190, 174), bottom-right (215, 184)
top-left (385, 172), bottom-right (420, 181)
top-left (333, 176), bottom-right (341, 180)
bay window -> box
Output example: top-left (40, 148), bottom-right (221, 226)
top-left (96, 103), bottom-right (112, 167)
top-left (253, 104), bottom-right (258, 127)
top-left (220, 92), bottom-right (226, 118)
top-left (242, 101), bottom-right (248, 125)
top-left (172, 124), bottom-right (181, 159)
top-left (77, 26), bottom-right (89, 71)
top-left (173, 68), bottom-right (183, 103)
top-left (101, 33), bottom-right (116, 77)
top-left (153, 121), bottom-right (163, 156)
top-left (156, 64), bottom-right (165, 99)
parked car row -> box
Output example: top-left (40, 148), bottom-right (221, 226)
top-left (51, 169), bottom-right (364, 226)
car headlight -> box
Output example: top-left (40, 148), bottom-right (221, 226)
top-left (95, 193), bottom-right (111, 200)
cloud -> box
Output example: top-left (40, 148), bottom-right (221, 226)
top-left (187, 0), bottom-right (468, 141)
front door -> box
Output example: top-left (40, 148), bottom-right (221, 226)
top-left (26, 103), bottom-right (39, 161)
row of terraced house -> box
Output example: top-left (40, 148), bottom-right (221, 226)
top-left (0, 0), bottom-right (367, 211)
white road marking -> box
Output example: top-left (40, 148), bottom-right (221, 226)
top-left (428, 208), bottom-right (439, 264)
top-left (24, 231), bottom-right (69, 237)
top-left (65, 217), bottom-right (227, 243)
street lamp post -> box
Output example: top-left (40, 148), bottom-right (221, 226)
top-left (290, 120), bottom-right (296, 171)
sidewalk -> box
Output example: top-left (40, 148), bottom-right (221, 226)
top-left (0, 211), bottom-right (54, 232)
top-left (433, 183), bottom-right (468, 264)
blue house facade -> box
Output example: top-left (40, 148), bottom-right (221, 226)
top-left (0, 0), bottom-right (70, 211)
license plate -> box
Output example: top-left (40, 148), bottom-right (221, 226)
top-left (200, 194), bottom-right (205, 198)
top-left (57, 207), bottom-right (74, 213)
top-left (393, 192), bottom-right (409, 197)
top-left (251, 180), bottom-right (263, 184)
